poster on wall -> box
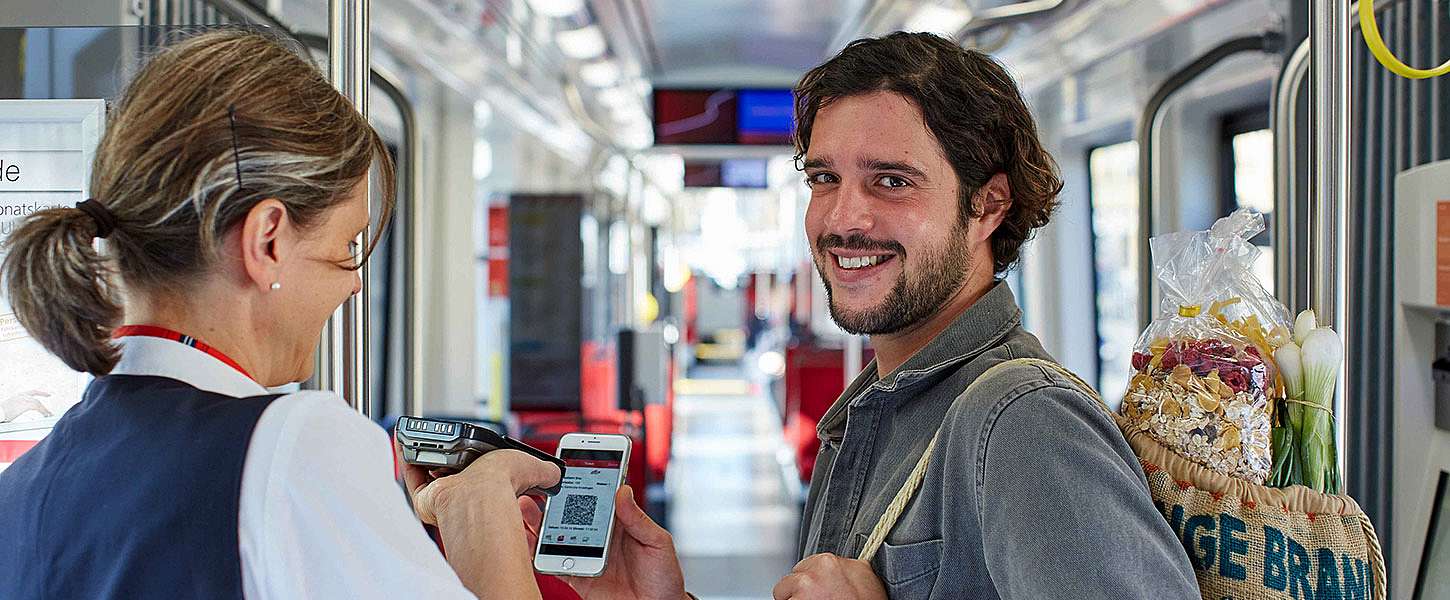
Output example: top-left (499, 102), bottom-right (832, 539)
top-left (0, 99), bottom-right (104, 462)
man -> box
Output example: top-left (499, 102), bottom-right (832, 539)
top-left (524, 32), bottom-right (1199, 600)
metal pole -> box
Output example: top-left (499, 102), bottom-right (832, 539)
top-left (327, 0), bottom-right (371, 416)
top-left (295, 31), bottom-right (420, 417)
top-left (1272, 38), bottom-right (1311, 310)
top-left (844, 335), bottom-right (863, 387)
top-left (1308, 0), bottom-right (1350, 481)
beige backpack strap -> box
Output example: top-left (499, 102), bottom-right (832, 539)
top-left (858, 429), bottom-right (942, 563)
top-left (1358, 513), bottom-right (1388, 600)
top-left (858, 357), bottom-right (1096, 563)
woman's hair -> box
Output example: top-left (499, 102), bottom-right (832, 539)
top-left (793, 31), bottom-right (1064, 274)
top-left (1, 29), bottom-right (394, 375)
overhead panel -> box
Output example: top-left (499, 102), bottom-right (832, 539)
top-left (652, 87), bottom-right (794, 145)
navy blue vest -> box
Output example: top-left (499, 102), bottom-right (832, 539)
top-left (0, 375), bottom-right (279, 599)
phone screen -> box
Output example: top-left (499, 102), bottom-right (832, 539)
top-left (538, 449), bottom-right (625, 558)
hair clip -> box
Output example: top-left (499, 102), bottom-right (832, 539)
top-left (227, 104), bottom-right (245, 191)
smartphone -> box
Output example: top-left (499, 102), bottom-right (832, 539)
top-left (394, 416), bottom-right (566, 496)
top-left (533, 433), bottom-right (632, 577)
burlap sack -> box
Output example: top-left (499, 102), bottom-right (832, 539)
top-left (1119, 423), bottom-right (1387, 600)
top-left (863, 358), bottom-right (1387, 600)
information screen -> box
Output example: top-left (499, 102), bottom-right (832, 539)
top-left (682, 159), bottom-right (768, 189)
top-left (0, 100), bottom-right (103, 453)
top-left (652, 88), bottom-right (793, 145)
top-left (538, 449), bottom-right (625, 558)
top-left (735, 89), bottom-right (794, 145)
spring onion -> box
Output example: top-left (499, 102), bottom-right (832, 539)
top-left (1298, 327), bottom-right (1343, 494)
top-left (1270, 342), bottom-right (1305, 486)
top-left (1293, 309), bottom-right (1317, 346)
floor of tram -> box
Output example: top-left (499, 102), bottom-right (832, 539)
top-left (667, 363), bottom-right (800, 599)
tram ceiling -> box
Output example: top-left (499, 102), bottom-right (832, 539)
top-left (591, 0), bottom-right (1103, 88)
top-left (596, 0), bottom-right (857, 86)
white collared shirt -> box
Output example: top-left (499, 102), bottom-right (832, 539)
top-left (110, 336), bottom-right (475, 599)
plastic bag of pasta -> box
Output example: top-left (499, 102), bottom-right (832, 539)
top-left (1119, 209), bottom-right (1292, 484)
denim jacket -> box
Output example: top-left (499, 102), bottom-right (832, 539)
top-left (798, 282), bottom-right (1200, 599)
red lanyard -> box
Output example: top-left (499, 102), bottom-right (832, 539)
top-left (112, 325), bottom-right (255, 381)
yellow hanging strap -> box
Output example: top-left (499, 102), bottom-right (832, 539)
top-left (1359, 0), bottom-right (1450, 79)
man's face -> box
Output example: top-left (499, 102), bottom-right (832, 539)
top-left (802, 91), bottom-right (974, 335)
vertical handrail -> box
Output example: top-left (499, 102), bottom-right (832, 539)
top-left (1309, 0), bottom-right (1351, 483)
top-left (844, 335), bottom-right (863, 387)
top-left (1135, 32), bottom-right (1282, 329)
top-left (329, 0), bottom-right (371, 416)
top-left (1272, 38), bottom-right (1311, 310)
top-left (297, 31), bottom-right (423, 419)
top-left (205, 1), bottom-right (418, 420)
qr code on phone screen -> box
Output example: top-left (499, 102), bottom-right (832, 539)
top-left (561, 494), bottom-right (597, 526)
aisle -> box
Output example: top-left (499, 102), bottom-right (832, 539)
top-left (667, 364), bottom-right (800, 600)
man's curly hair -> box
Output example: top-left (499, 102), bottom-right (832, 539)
top-left (793, 31), bottom-right (1064, 274)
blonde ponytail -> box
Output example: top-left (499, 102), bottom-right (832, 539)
top-left (2, 206), bottom-right (122, 375)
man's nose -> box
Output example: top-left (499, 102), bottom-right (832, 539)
top-left (823, 183), bottom-right (874, 235)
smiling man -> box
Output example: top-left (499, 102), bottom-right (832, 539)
top-left (528, 32), bottom-right (1200, 600)
top-left (768, 32), bottom-right (1200, 599)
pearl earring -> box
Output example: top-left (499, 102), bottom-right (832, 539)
top-left (270, 282), bottom-right (282, 291)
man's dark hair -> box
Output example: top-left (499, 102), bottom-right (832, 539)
top-left (793, 31), bottom-right (1063, 274)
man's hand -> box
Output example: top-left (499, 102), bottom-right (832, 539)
top-left (772, 553), bottom-right (886, 600)
top-left (520, 485), bottom-right (688, 600)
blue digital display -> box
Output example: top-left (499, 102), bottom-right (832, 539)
top-left (735, 90), bottom-right (794, 145)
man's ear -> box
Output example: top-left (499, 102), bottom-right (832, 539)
top-left (239, 199), bottom-right (290, 292)
top-left (969, 173), bottom-right (1012, 244)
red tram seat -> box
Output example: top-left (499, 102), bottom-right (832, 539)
top-left (782, 343), bottom-right (870, 482)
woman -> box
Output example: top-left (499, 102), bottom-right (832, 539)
top-left (0, 29), bottom-right (557, 599)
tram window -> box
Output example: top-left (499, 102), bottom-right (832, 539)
top-left (1087, 140), bottom-right (1139, 404)
top-left (1220, 111), bottom-right (1274, 295)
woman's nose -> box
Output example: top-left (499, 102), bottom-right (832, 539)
top-left (350, 270), bottom-right (363, 296)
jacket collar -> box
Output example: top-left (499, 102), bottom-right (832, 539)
top-left (109, 336), bottom-right (269, 398)
top-left (816, 281), bottom-right (1022, 439)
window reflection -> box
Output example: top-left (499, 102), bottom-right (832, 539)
top-left (1230, 129), bottom-right (1275, 295)
top-left (1088, 141), bottom-right (1139, 407)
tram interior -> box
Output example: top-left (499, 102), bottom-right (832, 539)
top-left (3, 0), bottom-right (1450, 598)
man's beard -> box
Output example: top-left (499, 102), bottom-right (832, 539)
top-left (814, 226), bottom-right (971, 335)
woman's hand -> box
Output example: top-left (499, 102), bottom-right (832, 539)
top-left (520, 485), bottom-right (689, 600)
top-left (402, 448), bottom-right (561, 525)
top-left (393, 437), bottom-right (562, 600)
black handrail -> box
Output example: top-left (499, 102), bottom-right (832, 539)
top-left (1135, 31), bottom-right (1283, 329)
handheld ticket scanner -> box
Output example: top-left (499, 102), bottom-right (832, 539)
top-left (1392, 159), bottom-right (1450, 596)
top-left (395, 416), bottom-right (566, 496)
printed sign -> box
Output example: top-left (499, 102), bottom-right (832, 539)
top-left (0, 99), bottom-right (104, 429)
top-left (487, 205), bottom-right (508, 297)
